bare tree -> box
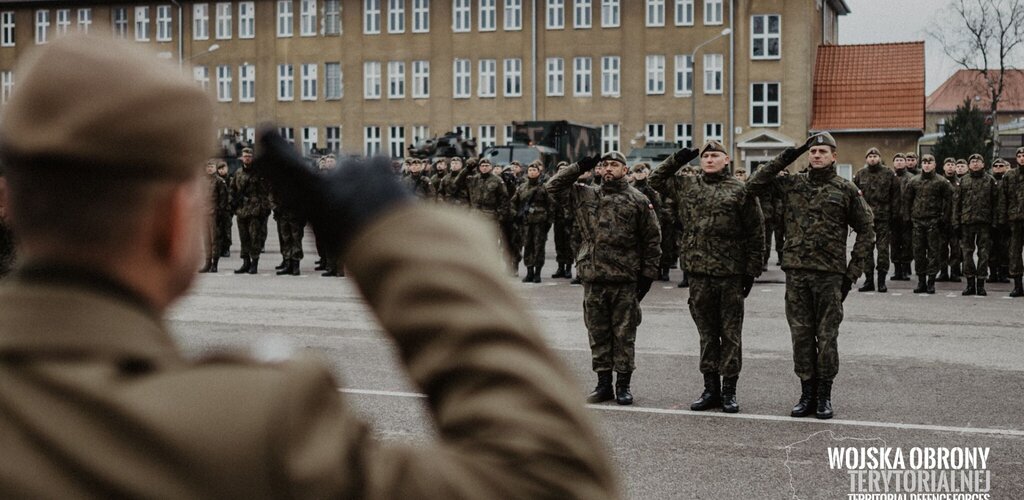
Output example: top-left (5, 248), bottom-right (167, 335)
top-left (931, 0), bottom-right (1024, 156)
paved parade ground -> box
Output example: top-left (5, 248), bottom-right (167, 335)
top-left (170, 228), bottom-right (1024, 499)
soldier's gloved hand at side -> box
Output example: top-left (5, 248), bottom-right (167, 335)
top-left (254, 127), bottom-right (412, 257)
top-left (578, 155), bottom-right (601, 171)
top-left (670, 147), bottom-right (700, 165)
top-left (741, 275), bottom-right (756, 298)
top-left (841, 276), bottom-right (853, 302)
top-left (636, 275), bottom-right (654, 302)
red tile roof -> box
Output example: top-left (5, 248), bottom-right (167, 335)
top-left (926, 69), bottom-right (1024, 113)
top-left (811, 42), bottom-right (925, 132)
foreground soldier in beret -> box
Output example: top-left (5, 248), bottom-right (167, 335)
top-left (746, 132), bottom-right (875, 420)
top-left (0, 36), bottom-right (618, 499)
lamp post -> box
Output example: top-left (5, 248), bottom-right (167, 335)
top-left (690, 28), bottom-right (731, 157)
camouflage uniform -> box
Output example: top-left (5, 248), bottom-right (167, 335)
top-left (454, 167), bottom-right (512, 222)
top-left (904, 169), bottom-right (953, 277)
top-left (892, 168), bottom-right (914, 276)
top-left (272, 200), bottom-right (306, 263)
top-left (206, 173), bottom-right (230, 262)
top-left (1004, 167), bottom-right (1024, 281)
top-left (953, 170), bottom-right (999, 279)
top-left (402, 172), bottom-right (437, 199)
top-left (217, 171), bottom-right (234, 256)
top-left (989, 170), bottom-right (1010, 281)
top-left (756, 180), bottom-right (782, 267)
top-left (232, 165), bottom-right (273, 263)
top-left (440, 169), bottom-right (470, 206)
top-left (942, 172), bottom-right (962, 279)
top-left (501, 171), bottom-right (524, 271)
top-left (546, 163), bottom-right (661, 374)
top-left (551, 199), bottom-right (575, 272)
top-left (853, 162), bottom-right (900, 280)
top-left (512, 177), bottom-right (553, 271)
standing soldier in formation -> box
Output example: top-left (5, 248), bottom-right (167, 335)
top-left (215, 161), bottom-right (233, 258)
top-left (891, 153), bottom-right (914, 281)
top-left (454, 157), bottom-right (514, 267)
top-left (989, 159), bottom-right (1011, 283)
top-left (231, 147), bottom-right (272, 275)
top-left (746, 132), bottom-right (874, 420)
top-left (569, 165), bottom-right (597, 285)
top-left (1006, 147), bottom-right (1024, 297)
top-left (905, 152), bottom-right (920, 175)
top-left (513, 162), bottom-right (553, 283)
top-left (500, 162), bottom-right (525, 274)
top-left (903, 155), bottom-right (953, 294)
top-left (313, 154), bottom-right (344, 277)
top-left (853, 147), bottom-right (899, 293)
top-left (546, 151), bottom-right (661, 406)
top-left (953, 154), bottom-right (1001, 296)
top-left (402, 158), bottom-right (437, 199)
top-left (550, 161), bottom-right (575, 279)
top-left (939, 158), bottom-right (962, 282)
top-left (441, 156), bottom-right (470, 206)
top-left (651, 142), bottom-right (764, 414)
top-left (200, 160), bottom-right (230, 273)
top-left (430, 158), bottom-right (448, 200)
top-left (271, 189), bottom-right (306, 276)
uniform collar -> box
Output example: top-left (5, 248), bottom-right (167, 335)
top-left (702, 169), bottom-right (729, 183)
top-left (808, 163), bottom-right (837, 183)
top-left (601, 177), bottom-right (627, 193)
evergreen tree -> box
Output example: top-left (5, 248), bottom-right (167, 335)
top-left (933, 97), bottom-right (994, 166)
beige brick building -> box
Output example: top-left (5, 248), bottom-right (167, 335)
top-left (0, 0), bottom-right (850, 165)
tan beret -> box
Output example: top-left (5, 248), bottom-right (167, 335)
top-left (700, 140), bottom-right (727, 155)
top-left (241, 147), bottom-right (254, 155)
top-left (865, 147), bottom-right (881, 158)
top-left (993, 158), bottom-right (1009, 167)
top-left (601, 151), bottom-right (627, 165)
top-left (810, 132), bottom-right (837, 148)
top-left (968, 153), bottom-right (983, 162)
top-left (893, 153), bottom-right (906, 160)
top-left (0, 35), bottom-right (214, 180)
top-left (905, 152), bottom-right (918, 159)
top-left (1017, 147), bottom-right (1024, 155)
top-left (921, 154), bottom-right (935, 162)
top-left (944, 157), bottom-right (956, 164)
top-left (956, 159), bottom-right (967, 165)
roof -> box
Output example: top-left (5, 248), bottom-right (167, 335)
top-left (811, 42), bottom-right (926, 132)
top-left (926, 69), bottom-right (1024, 113)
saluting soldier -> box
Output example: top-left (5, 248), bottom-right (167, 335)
top-left (231, 146), bottom-right (272, 274)
top-left (853, 147), bottom-right (900, 292)
top-left (651, 142), bottom-right (764, 414)
top-left (440, 156), bottom-right (471, 206)
top-left (746, 132), bottom-right (874, 420)
top-left (453, 157), bottom-right (514, 267)
top-left (903, 155), bottom-right (953, 294)
top-left (550, 161), bottom-right (576, 279)
top-left (512, 161), bottom-right (553, 283)
top-left (953, 153), bottom-right (1001, 296)
top-left (430, 157), bottom-right (448, 200)
top-left (402, 158), bottom-right (437, 199)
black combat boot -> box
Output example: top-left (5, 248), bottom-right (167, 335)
top-left (289, 259), bottom-right (301, 276)
top-left (199, 259), bottom-right (212, 273)
top-left (234, 256), bottom-right (251, 274)
top-left (791, 379), bottom-right (817, 417)
top-left (322, 262), bottom-right (338, 277)
top-left (551, 264), bottom-right (564, 279)
top-left (276, 259), bottom-right (293, 275)
top-left (570, 270), bottom-right (582, 284)
top-left (976, 278), bottom-right (987, 296)
top-left (962, 277), bottom-right (976, 296)
top-left (209, 257), bottom-right (219, 273)
top-left (659, 266), bottom-right (670, 281)
top-left (275, 258), bottom-right (288, 270)
top-left (532, 266), bottom-right (542, 283)
top-left (615, 372), bottom-right (633, 405)
top-left (816, 380), bottom-right (834, 419)
top-left (314, 259), bottom-right (326, 271)
top-left (690, 372), bottom-right (721, 411)
top-left (721, 376), bottom-right (739, 413)
top-left (247, 257), bottom-right (259, 275)
top-left (937, 268), bottom-right (950, 282)
top-left (586, 371), bottom-right (614, 404)
top-left (913, 275), bottom-right (927, 293)
top-left (1010, 277), bottom-right (1024, 297)
top-left (999, 266), bottom-right (1011, 283)
top-left (877, 271), bottom-right (888, 293)
top-left (950, 266), bottom-right (962, 282)
top-left (926, 274), bottom-right (936, 294)
top-left (522, 267), bottom-right (535, 283)
top-left (858, 271), bottom-right (874, 292)
top-left (677, 272), bottom-right (689, 288)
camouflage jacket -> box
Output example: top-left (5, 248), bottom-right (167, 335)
top-left (903, 170), bottom-right (953, 223)
top-left (546, 164), bottom-right (661, 283)
top-left (754, 180), bottom-right (783, 222)
top-left (430, 171), bottom-right (447, 199)
top-left (650, 160), bottom-right (764, 277)
top-left (441, 171), bottom-right (470, 206)
top-left (454, 169), bottom-right (512, 220)
top-left (403, 173), bottom-right (437, 200)
top-left (853, 164), bottom-right (900, 222)
top-left (747, 149), bottom-right (875, 282)
top-left (231, 166), bottom-right (272, 219)
top-left (1001, 167), bottom-right (1024, 222)
top-left (209, 174), bottom-right (230, 216)
top-left (512, 178), bottom-right (553, 224)
top-left (892, 169), bottom-right (914, 222)
top-left (631, 179), bottom-right (665, 225)
top-left (953, 171), bottom-right (1000, 226)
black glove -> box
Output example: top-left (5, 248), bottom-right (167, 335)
top-left (254, 127), bottom-right (412, 257)
top-left (841, 276), bottom-right (853, 302)
top-left (671, 147), bottom-right (700, 165)
top-left (742, 275), bottom-right (755, 298)
top-left (636, 276), bottom-right (654, 302)
top-left (578, 155), bottom-right (600, 171)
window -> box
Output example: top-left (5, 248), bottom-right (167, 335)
top-left (193, 4), bottom-right (209, 40)
top-left (388, 61), bottom-right (405, 98)
top-left (703, 53), bottom-right (722, 93)
top-left (240, 64), bottom-right (255, 102)
top-left (239, 2), bottom-right (255, 38)
top-left (674, 55), bottom-right (692, 95)
top-left (751, 14), bottom-right (781, 59)
top-left (325, 62), bottom-right (343, 99)
top-left (365, 0), bottom-right (382, 33)
top-left (503, 124), bottom-right (514, 144)
top-left (1, 71), bottom-right (13, 104)
top-left (750, 82), bottom-right (780, 126)
top-left (56, 9), bottom-right (70, 36)
top-left (277, 0), bottom-right (293, 36)
top-left (301, 0), bottom-right (318, 35)
top-left (675, 0), bottom-right (693, 25)
top-left (278, 64), bottom-right (295, 101)
top-left (388, 126), bottom-right (405, 158)
top-left (704, 0), bottom-right (722, 25)
top-left (601, 0), bottom-right (619, 27)
top-left (112, 8), bottom-right (128, 39)
top-left (547, 0), bottom-right (564, 29)
top-left (601, 56), bottom-right (619, 96)
top-left (504, 0), bottom-right (521, 30)
top-left (364, 61), bottom-right (381, 99)
top-left (646, 55), bottom-right (665, 95)
top-left (326, 126), bottom-right (342, 152)
top-left (413, 0), bottom-right (429, 32)
top-left (412, 60), bottom-right (430, 98)
top-left (646, 123), bottom-right (665, 142)
top-left (937, 118), bottom-right (946, 134)
top-left (704, 122), bottom-right (723, 143)
top-left (574, 0), bottom-right (591, 28)
top-left (302, 127), bottom-right (319, 154)
top-left (478, 59), bottom-right (496, 97)
top-left (194, 65), bottom-right (210, 90)
top-left (135, 6), bottom-right (150, 41)
top-left (546, 57), bottom-right (564, 96)
top-left (646, 0), bottom-right (664, 27)
top-left (1, 12), bottom-right (14, 46)
top-left (573, 57), bottom-right (591, 96)
top-left (215, 3), bottom-right (231, 39)
top-left (388, 0), bottom-right (404, 33)
top-left (280, 127), bottom-right (295, 144)
top-left (503, 58), bottom-right (522, 97)
top-left (325, 0), bottom-right (341, 34)
top-left (479, 125), bottom-right (496, 149)
top-left (156, 5), bottom-right (172, 41)
top-left (453, 0), bottom-right (470, 32)
top-left (35, 10), bottom-right (49, 44)
top-left (301, 63), bottom-right (318, 100)
top-left (453, 58), bottom-right (471, 98)
top-left (77, 8), bottom-right (92, 33)
top-left (413, 125), bottom-right (430, 142)
top-left (479, 0), bottom-right (496, 30)
top-left (675, 123), bottom-right (692, 148)
top-left (601, 123), bottom-right (619, 153)
top-left (455, 124), bottom-right (471, 139)
top-left (216, 65), bottom-right (232, 102)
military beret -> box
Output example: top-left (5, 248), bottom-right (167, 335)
top-left (601, 151), bottom-right (627, 165)
top-left (700, 140), bottom-right (727, 155)
top-left (993, 158), bottom-right (1009, 167)
top-left (893, 153), bottom-right (906, 160)
top-left (810, 132), bottom-right (837, 148)
top-left (968, 153), bottom-right (983, 162)
top-left (478, 157), bottom-right (492, 166)
top-left (865, 147), bottom-right (881, 158)
top-left (631, 162), bottom-right (650, 173)
top-left (1017, 147), bottom-right (1024, 155)
top-left (920, 154), bottom-right (935, 162)
top-left (944, 157), bottom-right (956, 164)
top-left (905, 152), bottom-right (918, 159)
top-left (956, 159), bottom-right (968, 165)
top-left (240, 147), bottom-right (254, 155)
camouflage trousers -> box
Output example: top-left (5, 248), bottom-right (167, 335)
top-left (960, 223), bottom-right (991, 278)
top-left (865, 219), bottom-right (891, 276)
top-left (521, 221), bottom-right (550, 268)
top-left (237, 215), bottom-right (269, 260)
top-left (204, 214), bottom-right (219, 261)
top-left (583, 282), bottom-right (640, 373)
top-left (944, 226), bottom-right (961, 274)
top-left (216, 211), bottom-right (233, 253)
top-left (912, 218), bottom-right (945, 276)
top-left (276, 216), bottom-right (306, 260)
top-left (687, 274), bottom-right (744, 378)
top-left (990, 224), bottom-right (1010, 273)
top-left (660, 223), bottom-right (678, 269)
top-left (1010, 221), bottom-right (1024, 277)
top-left (891, 219), bottom-right (913, 265)
top-left (784, 270), bottom-right (843, 382)
top-left (552, 216), bottom-right (574, 266)
top-left (502, 220), bottom-right (522, 267)
top-left (764, 218), bottom-right (785, 265)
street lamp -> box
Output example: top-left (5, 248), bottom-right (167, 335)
top-left (690, 28), bottom-right (731, 158)
top-left (187, 44), bottom-right (220, 62)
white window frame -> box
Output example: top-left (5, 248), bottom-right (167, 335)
top-left (388, 125), bottom-right (405, 158)
top-left (453, 0), bottom-right (470, 32)
top-left (413, 125), bottom-right (430, 143)
top-left (1, 11), bottom-right (15, 46)
top-left (675, 0), bottom-right (693, 26)
top-left (646, 0), bottom-right (664, 27)
top-left (751, 14), bottom-right (781, 60)
top-left (546, 57), bottom-right (564, 96)
top-left (645, 55), bottom-right (665, 95)
top-left (412, 60), bottom-right (430, 98)
top-left (388, 0), bottom-right (405, 33)
top-left (478, 59), bottom-right (496, 97)
top-left (1, 71), bottom-right (13, 104)
top-left (601, 123), bottom-right (619, 153)
top-left (239, 63), bottom-right (255, 103)
top-left (674, 54), bottom-right (692, 96)
top-left (573, 56), bottom-right (591, 96)
top-left (750, 82), bottom-right (781, 127)
top-left (299, 0), bottom-right (317, 36)
top-left (364, 61), bottom-right (382, 99)
top-left (675, 123), bottom-right (692, 148)
top-left (503, 124), bottom-right (514, 145)
top-left (703, 122), bottom-right (723, 143)
top-left (326, 126), bottom-right (342, 153)
top-left (478, 125), bottom-right (496, 149)
top-left (703, 53), bottom-right (723, 94)
top-left (546, 0), bottom-right (564, 29)
top-left (600, 55), bottom-right (619, 96)
top-left (364, 0), bottom-right (381, 34)
top-left (134, 6), bottom-right (150, 41)
top-left (215, 2), bottom-right (232, 39)
top-left (413, 0), bottom-right (430, 33)
top-left (277, 0), bottom-right (294, 37)
top-left (388, 60), bottom-right (406, 98)
top-left (35, 9), bottom-right (49, 44)
top-left (77, 8), bottom-right (92, 34)
top-left (574, 0), bottom-right (592, 28)
top-left (278, 64), bottom-right (295, 101)
top-left (365, 126), bottom-right (382, 156)
top-left (646, 123), bottom-right (665, 142)
top-left (302, 127), bottom-right (319, 155)
top-left (156, 5), bottom-right (172, 41)
top-left (216, 64), bottom-right (232, 102)
top-left (55, 9), bottom-right (70, 36)
top-left (301, 63), bottom-right (318, 101)
top-left (504, 0), bottom-right (522, 30)
top-left (703, 0), bottom-right (722, 25)
top-left (324, 0), bottom-right (342, 35)
top-left (112, 8), bottom-right (128, 39)
top-left (453, 58), bottom-right (471, 98)
top-left (194, 65), bottom-right (210, 90)
top-left (325, 62), bottom-right (343, 100)
top-left (280, 127), bottom-right (295, 145)
top-left (601, 0), bottom-right (619, 27)
top-left (239, 2), bottom-right (255, 38)
top-left (503, 58), bottom-right (522, 97)
top-left (479, 0), bottom-right (496, 31)
top-left (193, 4), bottom-right (209, 40)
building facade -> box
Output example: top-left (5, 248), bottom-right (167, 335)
top-left (0, 0), bottom-right (850, 163)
